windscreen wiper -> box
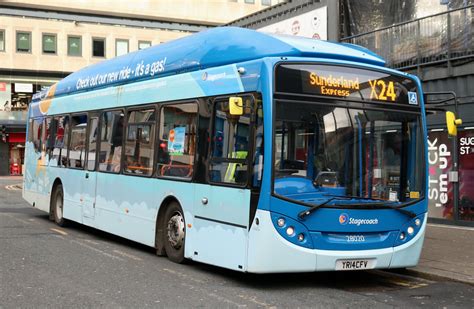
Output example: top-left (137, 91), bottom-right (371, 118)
top-left (298, 197), bottom-right (337, 219)
top-left (299, 195), bottom-right (418, 219)
top-left (360, 202), bottom-right (418, 218)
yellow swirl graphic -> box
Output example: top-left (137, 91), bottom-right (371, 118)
top-left (39, 84), bottom-right (57, 115)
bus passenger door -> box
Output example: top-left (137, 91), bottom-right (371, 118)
top-left (191, 96), bottom-right (254, 271)
top-left (82, 115), bottom-right (99, 223)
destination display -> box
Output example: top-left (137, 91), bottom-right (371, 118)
top-left (275, 64), bottom-right (419, 105)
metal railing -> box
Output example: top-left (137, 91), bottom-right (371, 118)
top-left (341, 6), bottom-right (473, 70)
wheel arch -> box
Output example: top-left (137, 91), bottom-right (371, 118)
top-left (155, 195), bottom-right (181, 256)
top-left (49, 177), bottom-right (63, 220)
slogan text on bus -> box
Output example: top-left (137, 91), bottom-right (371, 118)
top-left (309, 72), bottom-right (397, 101)
top-left (76, 57), bottom-right (167, 90)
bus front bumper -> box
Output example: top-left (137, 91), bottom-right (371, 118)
top-left (246, 210), bottom-right (426, 273)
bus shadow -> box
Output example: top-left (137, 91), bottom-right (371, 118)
top-left (38, 216), bottom-right (422, 291)
top-left (185, 261), bottom-right (421, 292)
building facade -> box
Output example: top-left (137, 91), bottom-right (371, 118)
top-left (0, 0), bottom-right (285, 175)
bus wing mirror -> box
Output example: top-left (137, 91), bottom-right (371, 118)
top-left (229, 97), bottom-right (243, 116)
top-left (446, 111), bottom-right (462, 137)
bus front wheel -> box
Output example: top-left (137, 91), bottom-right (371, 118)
top-left (163, 202), bottom-right (185, 263)
top-left (52, 184), bottom-right (66, 227)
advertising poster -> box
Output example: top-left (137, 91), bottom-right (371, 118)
top-left (168, 126), bottom-right (186, 156)
top-left (459, 129), bottom-right (474, 221)
top-left (427, 131), bottom-right (454, 219)
top-left (257, 6), bottom-right (327, 40)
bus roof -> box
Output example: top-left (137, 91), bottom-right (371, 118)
top-left (32, 26), bottom-right (385, 102)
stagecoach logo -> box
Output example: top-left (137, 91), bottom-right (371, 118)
top-left (339, 213), bottom-right (349, 225)
top-left (339, 213), bottom-right (379, 226)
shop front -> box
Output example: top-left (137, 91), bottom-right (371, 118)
top-left (427, 98), bottom-right (474, 226)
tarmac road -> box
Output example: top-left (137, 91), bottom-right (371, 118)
top-left (1, 177), bottom-right (473, 308)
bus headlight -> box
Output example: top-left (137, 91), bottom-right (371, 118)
top-left (415, 218), bottom-right (421, 226)
top-left (286, 226), bottom-right (295, 236)
top-left (407, 226), bottom-right (415, 235)
top-left (277, 218), bottom-right (285, 227)
top-left (297, 233), bottom-right (305, 242)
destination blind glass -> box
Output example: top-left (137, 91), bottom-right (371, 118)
top-left (275, 64), bottom-right (419, 106)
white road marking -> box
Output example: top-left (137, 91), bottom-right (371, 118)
top-left (112, 249), bottom-right (143, 261)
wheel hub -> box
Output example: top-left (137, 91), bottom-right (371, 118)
top-left (167, 212), bottom-right (185, 249)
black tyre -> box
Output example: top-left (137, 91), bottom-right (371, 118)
top-left (52, 184), bottom-right (67, 227)
top-left (163, 202), bottom-right (185, 263)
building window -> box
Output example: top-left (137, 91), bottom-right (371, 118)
top-left (157, 103), bottom-right (197, 179)
top-left (261, 0), bottom-right (271, 5)
top-left (67, 36), bottom-right (82, 56)
top-left (115, 39), bottom-right (129, 57)
top-left (16, 31), bottom-right (31, 53)
top-left (0, 30), bottom-right (5, 52)
top-left (92, 38), bottom-right (105, 57)
top-left (42, 34), bottom-right (57, 54)
top-left (138, 41), bottom-right (151, 50)
top-left (244, 0), bottom-right (255, 3)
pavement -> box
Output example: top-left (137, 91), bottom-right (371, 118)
top-left (408, 223), bottom-right (474, 285)
top-left (2, 175), bottom-right (474, 286)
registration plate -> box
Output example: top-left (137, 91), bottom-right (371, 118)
top-left (336, 259), bottom-right (375, 271)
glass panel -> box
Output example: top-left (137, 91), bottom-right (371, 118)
top-left (69, 115), bottom-right (88, 169)
top-left (0, 30), bottom-right (5, 51)
top-left (68, 36), bottom-right (81, 56)
top-left (92, 38), bottom-right (105, 57)
top-left (157, 103), bottom-right (197, 178)
top-left (210, 98), bottom-right (252, 184)
top-left (52, 116), bottom-right (69, 167)
top-left (32, 118), bottom-right (42, 152)
top-left (261, 0), bottom-right (271, 5)
top-left (17, 32), bottom-right (31, 52)
top-left (98, 110), bottom-right (124, 172)
top-left (138, 41), bottom-right (151, 50)
top-left (273, 101), bottom-right (425, 205)
top-left (116, 39), bottom-right (129, 56)
top-left (42, 34), bottom-right (56, 54)
top-left (459, 129), bottom-right (474, 221)
top-left (86, 117), bottom-right (99, 170)
top-left (124, 109), bottom-right (155, 176)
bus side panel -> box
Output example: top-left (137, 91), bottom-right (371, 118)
top-left (191, 184), bottom-right (250, 271)
top-left (93, 173), bottom-right (195, 249)
top-left (60, 168), bottom-right (85, 224)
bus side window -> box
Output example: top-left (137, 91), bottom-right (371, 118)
top-left (210, 98), bottom-right (251, 185)
top-left (86, 117), bottom-right (99, 171)
top-left (52, 115), bottom-right (68, 167)
top-left (32, 118), bottom-right (43, 153)
top-left (124, 108), bottom-right (156, 176)
top-left (156, 103), bottom-right (197, 179)
top-left (68, 114), bottom-right (88, 169)
top-left (98, 110), bottom-right (124, 173)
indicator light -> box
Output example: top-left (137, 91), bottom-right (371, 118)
top-left (297, 233), bottom-right (305, 242)
top-left (277, 218), bottom-right (285, 227)
top-left (399, 232), bottom-right (406, 240)
top-left (415, 218), bottom-right (421, 226)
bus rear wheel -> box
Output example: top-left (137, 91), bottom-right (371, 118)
top-left (52, 184), bottom-right (66, 227)
top-left (163, 202), bottom-right (185, 263)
